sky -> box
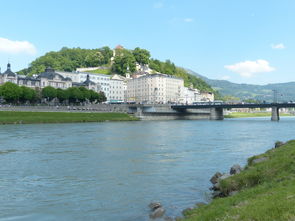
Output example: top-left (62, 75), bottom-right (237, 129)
top-left (0, 0), bottom-right (294, 85)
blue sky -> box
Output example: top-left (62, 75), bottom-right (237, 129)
top-left (0, 0), bottom-right (294, 84)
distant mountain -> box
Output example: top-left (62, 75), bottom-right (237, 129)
top-left (186, 69), bottom-right (295, 102)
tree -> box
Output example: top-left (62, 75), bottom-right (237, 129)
top-left (84, 51), bottom-right (104, 67)
top-left (0, 82), bottom-right (22, 103)
top-left (89, 90), bottom-right (99, 103)
top-left (98, 91), bottom-right (107, 103)
top-left (19, 86), bottom-right (37, 103)
top-left (132, 47), bottom-right (150, 65)
top-left (67, 87), bottom-right (83, 103)
top-left (56, 88), bottom-right (69, 103)
top-left (42, 86), bottom-right (57, 101)
top-left (112, 50), bottom-right (136, 75)
top-left (99, 46), bottom-right (113, 64)
top-left (78, 87), bottom-right (91, 101)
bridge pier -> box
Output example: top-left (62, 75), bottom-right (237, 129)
top-left (271, 107), bottom-right (280, 121)
top-left (210, 108), bottom-right (224, 120)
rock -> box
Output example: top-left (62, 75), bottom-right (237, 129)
top-left (149, 202), bottom-right (162, 210)
top-left (150, 207), bottom-right (165, 219)
top-left (275, 141), bottom-right (284, 148)
top-left (230, 164), bottom-right (242, 175)
top-left (210, 172), bottom-right (222, 184)
top-left (212, 191), bottom-right (222, 198)
top-left (252, 157), bottom-right (268, 165)
top-left (182, 207), bottom-right (193, 216)
top-left (211, 182), bottom-right (220, 191)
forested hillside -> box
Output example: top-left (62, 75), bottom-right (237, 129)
top-left (18, 46), bottom-right (215, 93)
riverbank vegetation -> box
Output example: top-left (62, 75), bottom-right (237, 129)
top-left (0, 82), bottom-right (106, 105)
top-left (183, 140), bottom-right (295, 221)
top-left (225, 112), bottom-right (293, 118)
top-left (0, 111), bottom-right (138, 124)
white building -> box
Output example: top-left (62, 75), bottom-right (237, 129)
top-left (126, 74), bottom-right (184, 104)
top-left (180, 87), bottom-right (202, 104)
top-left (57, 71), bottom-right (111, 100)
top-left (109, 74), bottom-right (127, 102)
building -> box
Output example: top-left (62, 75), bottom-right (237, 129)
top-left (126, 73), bottom-right (184, 104)
top-left (109, 74), bottom-right (126, 102)
top-left (200, 91), bottom-right (214, 102)
top-left (37, 67), bottom-right (72, 89)
top-left (72, 74), bottom-right (98, 92)
top-left (180, 87), bottom-right (202, 104)
top-left (0, 63), bottom-right (18, 84)
top-left (57, 71), bottom-right (111, 99)
top-left (0, 64), bottom-right (72, 90)
top-left (18, 76), bottom-right (41, 88)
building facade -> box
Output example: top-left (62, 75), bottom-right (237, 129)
top-left (57, 71), bottom-right (111, 99)
top-left (126, 74), bottom-right (184, 104)
top-left (0, 64), bottom-right (72, 90)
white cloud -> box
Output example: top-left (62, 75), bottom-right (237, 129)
top-left (0, 37), bottom-right (37, 55)
top-left (220, 75), bottom-right (230, 80)
top-left (183, 18), bottom-right (194, 23)
top-left (224, 59), bottom-right (275, 78)
top-left (153, 2), bottom-right (164, 9)
top-left (271, 43), bottom-right (285, 49)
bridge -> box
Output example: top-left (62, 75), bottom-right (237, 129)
top-left (171, 103), bottom-right (295, 121)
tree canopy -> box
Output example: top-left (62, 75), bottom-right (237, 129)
top-left (17, 46), bottom-right (216, 94)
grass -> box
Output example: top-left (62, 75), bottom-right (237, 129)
top-left (225, 112), bottom-right (293, 118)
top-left (86, 68), bottom-right (112, 75)
top-left (0, 111), bottom-right (138, 124)
top-left (183, 140), bottom-right (295, 221)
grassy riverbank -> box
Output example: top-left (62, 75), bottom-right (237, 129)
top-left (225, 112), bottom-right (293, 118)
top-left (0, 111), bottom-right (138, 124)
top-left (183, 140), bottom-right (295, 221)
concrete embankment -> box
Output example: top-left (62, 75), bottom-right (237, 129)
top-left (0, 104), bottom-right (130, 113)
top-left (130, 104), bottom-right (215, 120)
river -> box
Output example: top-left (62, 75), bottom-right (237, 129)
top-left (0, 117), bottom-right (295, 221)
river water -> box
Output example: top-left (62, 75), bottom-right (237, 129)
top-left (0, 117), bottom-right (295, 221)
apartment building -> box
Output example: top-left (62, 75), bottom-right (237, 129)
top-left (126, 74), bottom-right (184, 104)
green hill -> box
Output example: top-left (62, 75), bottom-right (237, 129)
top-left (18, 47), bottom-right (215, 93)
top-left (187, 69), bottom-right (295, 102)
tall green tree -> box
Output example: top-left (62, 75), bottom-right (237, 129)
top-left (19, 86), bottom-right (37, 103)
top-left (112, 49), bottom-right (136, 75)
top-left (78, 87), bottom-right (91, 101)
top-left (56, 88), bottom-right (69, 102)
top-left (99, 46), bottom-right (113, 64)
top-left (67, 87), bottom-right (83, 103)
top-left (0, 82), bottom-right (22, 103)
top-left (132, 47), bottom-right (150, 65)
top-left (42, 86), bottom-right (57, 101)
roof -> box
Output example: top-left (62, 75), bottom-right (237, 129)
top-left (18, 76), bottom-right (40, 82)
top-left (115, 45), bottom-right (124, 50)
top-left (83, 75), bottom-right (96, 85)
top-left (73, 75), bottom-right (96, 87)
top-left (3, 63), bottom-right (16, 77)
top-left (37, 67), bottom-right (72, 81)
